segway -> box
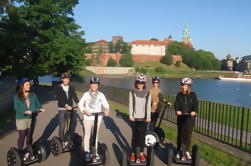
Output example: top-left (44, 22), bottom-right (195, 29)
top-left (153, 99), bottom-right (171, 142)
top-left (7, 111), bottom-right (46, 166)
top-left (84, 112), bottom-right (109, 166)
top-left (122, 131), bottom-right (158, 166)
top-left (50, 107), bottom-right (79, 156)
top-left (166, 113), bottom-right (200, 166)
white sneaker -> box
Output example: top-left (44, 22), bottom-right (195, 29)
top-left (176, 151), bottom-right (180, 159)
top-left (23, 152), bottom-right (29, 161)
top-left (96, 153), bottom-right (100, 160)
top-left (185, 151), bottom-right (192, 160)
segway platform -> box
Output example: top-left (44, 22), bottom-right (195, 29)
top-left (128, 160), bottom-right (147, 166)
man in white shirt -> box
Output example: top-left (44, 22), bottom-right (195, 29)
top-left (78, 76), bottom-right (109, 162)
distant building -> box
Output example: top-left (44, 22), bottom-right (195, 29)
top-left (226, 60), bottom-right (233, 71)
top-left (172, 55), bottom-right (183, 64)
top-left (130, 40), bottom-right (166, 63)
top-left (91, 40), bottom-right (109, 54)
top-left (241, 55), bottom-right (251, 73)
top-left (233, 57), bottom-right (241, 71)
top-left (112, 36), bottom-right (123, 43)
top-left (183, 24), bottom-right (193, 47)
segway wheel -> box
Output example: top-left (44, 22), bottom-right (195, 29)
top-left (50, 137), bottom-right (63, 156)
top-left (98, 143), bottom-right (109, 165)
top-left (7, 147), bottom-right (22, 166)
top-left (154, 127), bottom-right (165, 142)
top-left (191, 145), bottom-right (200, 166)
top-left (167, 143), bottom-right (173, 166)
top-left (122, 149), bottom-right (128, 166)
top-left (33, 143), bottom-right (46, 162)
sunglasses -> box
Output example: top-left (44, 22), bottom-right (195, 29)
top-left (153, 82), bottom-right (159, 83)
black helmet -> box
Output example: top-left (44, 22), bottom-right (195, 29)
top-left (152, 76), bottom-right (160, 83)
top-left (90, 76), bottom-right (100, 84)
top-left (61, 72), bottom-right (71, 79)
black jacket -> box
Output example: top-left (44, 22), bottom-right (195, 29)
top-left (174, 91), bottom-right (198, 113)
top-left (56, 84), bottom-right (79, 108)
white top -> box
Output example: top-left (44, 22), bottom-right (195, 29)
top-left (78, 90), bottom-right (109, 120)
top-left (61, 84), bottom-right (69, 98)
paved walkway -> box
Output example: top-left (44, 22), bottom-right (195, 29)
top-left (0, 86), bottom-right (209, 166)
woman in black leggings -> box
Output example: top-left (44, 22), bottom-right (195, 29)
top-left (174, 77), bottom-right (198, 161)
top-left (129, 74), bottom-right (151, 163)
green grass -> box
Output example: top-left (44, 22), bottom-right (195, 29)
top-left (133, 61), bottom-right (237, 78)
top-left (108, 100), bottom-right (251, 166)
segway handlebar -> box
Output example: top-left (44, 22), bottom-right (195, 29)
top-left (162, 98), bottom-right (172, 106)
top-left (177, 112), bottom-right (197, 116)
top-left (91, 112), bottom-right (104, 116)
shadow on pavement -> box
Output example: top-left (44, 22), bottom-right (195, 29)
top-left (103, 110), bottom-right (131, 165)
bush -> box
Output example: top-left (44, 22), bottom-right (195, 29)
top-left (160, 54), bottom-right (173, 65)
top-left (175, 61), bottom-right (181, 67)
top-left (155, 67), bottom-right (165, 73)
top-left (107, 57), bottom-right (117, 67)
top-left (119, 52), bottom-right (134, 67)
top-left (135, 67), bottom-right (147, 74)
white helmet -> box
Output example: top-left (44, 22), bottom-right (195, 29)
top-left (135, 74), bottom-right (146, 83)
top-left (180, 77), bottom-right (192, 86)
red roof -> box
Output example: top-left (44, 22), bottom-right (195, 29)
top-left (130, 40), bottom-right (166, 45)
top-left (96, 40), bottom-right (108, 44)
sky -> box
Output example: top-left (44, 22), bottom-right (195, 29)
top-left (73, 0), bottom-right (251, 60)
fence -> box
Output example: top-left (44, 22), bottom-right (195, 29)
top-left (72, 82), bottom-right (251, 153)
top-left (166, 95), bottom-right (251, 153)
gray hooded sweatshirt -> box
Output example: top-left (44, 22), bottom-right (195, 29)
top-left (129, 88), bottom-right (151, 120)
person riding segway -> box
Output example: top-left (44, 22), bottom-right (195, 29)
top-left (7, 78), bottom-right (46, 166)
top-left (123, 74), bottom-right (154, 165)
top-left (166, 78), bottom-right (200, 166)
top-left (50, 72), bottom-right (79, 156)
top-left (78, 76), bottom-right (109, 165)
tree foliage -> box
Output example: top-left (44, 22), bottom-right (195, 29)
top-left (107, 57), bottom-right (117, 67)
top-left (119, 52), bottom-right (134, 67)
top-left (0, 0), bottom-right (86, 78)
top-left (163, 41), bottom-right (221, 70)
top-left (109, 40), bottom-right (131, 53)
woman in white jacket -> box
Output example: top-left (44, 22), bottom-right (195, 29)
top-left (78, 76), bottom-right (109, 162)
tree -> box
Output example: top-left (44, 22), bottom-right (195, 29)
top-left (109, 40), bottom-right (131, 53)
top-left (0, 0), bottom-right (87, 78)
top-left (107, 57), bottom-right (117, 67)
top-left (119, 52), bottom-right (134, 67)
top-left (161, 48), bottom-right (173, 65)
top-left (175, 61), bottom-right (181, 67)
top-left (150, 38), bottom-right (158, 41)
top-left (161, 54), bottom-right (173, 65)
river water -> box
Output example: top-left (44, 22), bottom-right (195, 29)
top-left (85, 76), bottom-right (251, 108)
top-left (39, 75), bottom-right (251, 108)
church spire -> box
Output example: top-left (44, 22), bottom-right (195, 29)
top-left (183, 24), bottom-right (193, 47)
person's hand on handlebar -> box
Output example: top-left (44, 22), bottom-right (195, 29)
top-left (176, 111), bottom-right (182, 115)
top-left (130, 117), bottom-right (135, 122)
top-left (25, 110), bottom-right (32, 115)
top-left (84, 110), bottom-right (92, 115)
top-left (146, 118), bottom-right (151, 122)
top-left (191, 111), bottom-right (196, 116)
top-left (66, 105), bottom-right (72, 110)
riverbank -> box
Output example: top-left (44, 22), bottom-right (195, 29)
top-left (81, 62), bottom-right (237, 79)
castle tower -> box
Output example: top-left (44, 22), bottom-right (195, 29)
top-left (183, 24), bottom-right (193, 47)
